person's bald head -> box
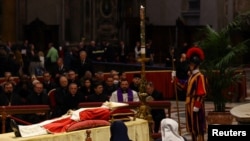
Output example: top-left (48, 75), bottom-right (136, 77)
top-left (59, 76), bottom-right (68, 87)
top-left (79, 50), bottom-right (87, 60)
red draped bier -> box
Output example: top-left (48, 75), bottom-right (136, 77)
top-left (43, 108), bottom-right (111, 133)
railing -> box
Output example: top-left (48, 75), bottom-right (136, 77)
top-left (0, 105), bottom-right (50, 133)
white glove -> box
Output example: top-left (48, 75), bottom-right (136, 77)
top-left (193, 106), bottom-right (199, 112)
top-left (171, 71), bottom-right (176, 77)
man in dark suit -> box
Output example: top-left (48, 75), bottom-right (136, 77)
top-left (76, 50), bottom-right (94, 79)
top-left (63, 83), bottom-right (85, 111)
top-left (50, 76), bottom-right (69, 118)
top-left (129, 74), bottom-right (141, 93)
top-left (26, 82), bottom-right (49, 105)
top-left (86, 82), bottom-right (109, 102)
top-left (67, 70), bottom-right (81, 87)
top-left (26, 82), bottom-right (49, 123)
top-left (103, 76), bottom-right (118, 96)
top-left (0, 82), bottom-right (23, 132)
top-left (54, 57), bottom-right (69, 85)
top-left (41, 71), bottom-right (57, 94)
top-left (145, 81), bottom-right (166, 133)
top-left (0, 82), bottom-right (23, 106)
top-left (118, 40), bottom-right (129, 63)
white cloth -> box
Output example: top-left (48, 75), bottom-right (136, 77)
top-left (171, 71), bottom-right (176, 77)
top-left (134, 47), bottom-right (141, 59)
top-left (39, 56), bottom-right (45, 68)
top-left (161, 118), bottom-right (184, 141)
top-left (19, 115), bottom-right (71, 137)
top-left (193, 106), bottom-right (199, 112)
top-left (171, 71), bottom-right (176, 83)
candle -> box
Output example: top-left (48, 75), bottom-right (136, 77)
top-left (140, 5), bottom-right (145, 20)
top-left (141, 48), bottom-right (146, 54)
top-left (140, 5), bottom-right (146, 55)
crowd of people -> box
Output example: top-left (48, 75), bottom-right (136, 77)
top-left (0, 39), bottom-right (161, 78)
top-left (0, 39), bottom-right (190, 82)
top-left (0, 39), bottom-right (206, 141)
top-left (0, 39), bottom-right (166, 134)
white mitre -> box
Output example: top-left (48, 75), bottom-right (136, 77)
top-left (101, 101), bottom-right (129, 110)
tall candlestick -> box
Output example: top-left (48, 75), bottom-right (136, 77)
top-left (137, 4), bottom-right (154, 141)
top-left (138, 4), bottom-right (148, 94)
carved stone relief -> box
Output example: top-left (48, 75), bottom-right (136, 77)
top-left (96, 0), bottom-right (118, 42)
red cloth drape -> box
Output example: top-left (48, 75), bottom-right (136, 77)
top-left (43, 117), bottom-right (74, 133)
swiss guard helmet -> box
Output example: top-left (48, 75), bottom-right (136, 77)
top-left (186, 46), bottom-right (205, 66)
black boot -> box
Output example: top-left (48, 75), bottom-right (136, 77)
top-left (10, 119), bottom-right (21, 137)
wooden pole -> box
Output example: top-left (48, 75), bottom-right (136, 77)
top-left (171, 48), bottom-right (181, 135)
